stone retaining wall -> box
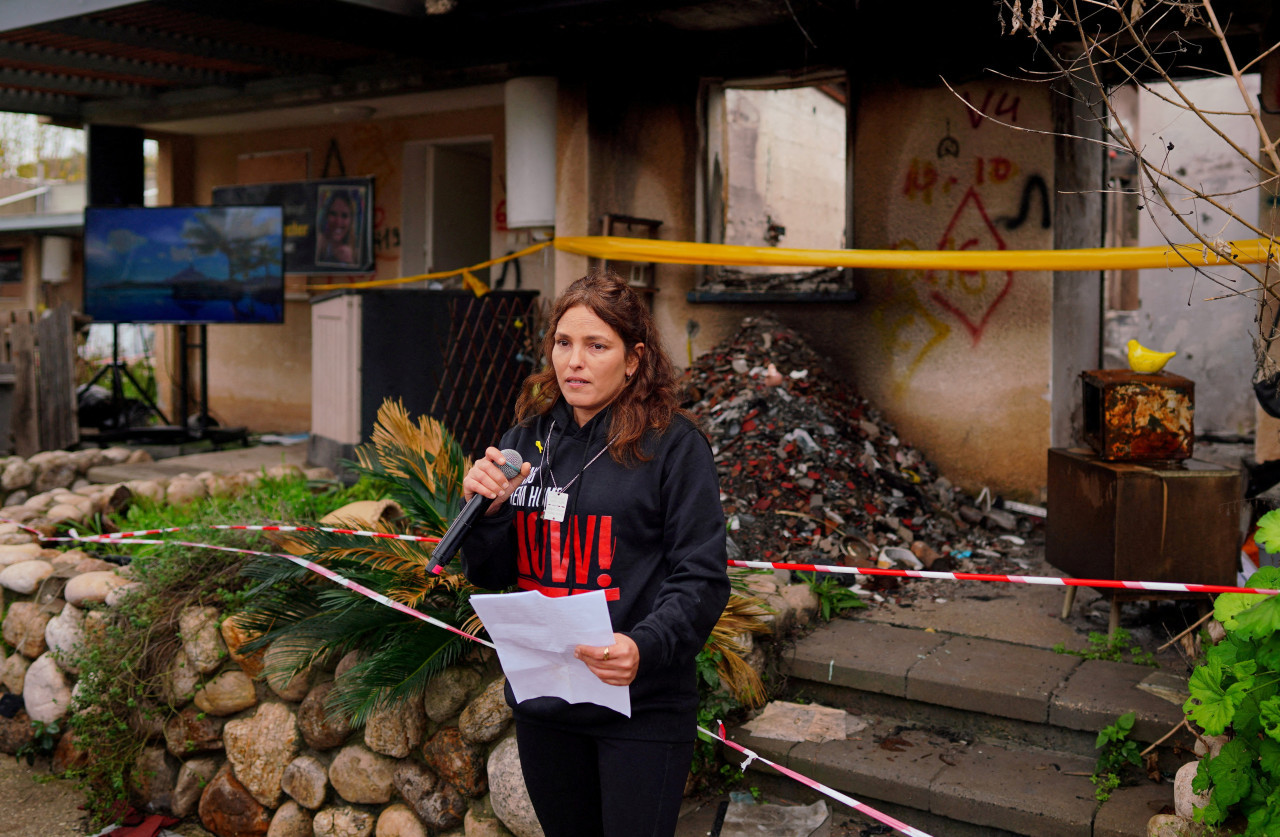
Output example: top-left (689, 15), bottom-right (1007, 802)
top-left (0, 447), bottom-right (809, 837)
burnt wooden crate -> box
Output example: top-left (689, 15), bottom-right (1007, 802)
top-left (1080, 369), bottom-right (1193, 461)
top-left (1046, 448), bottom-right (1241, 590)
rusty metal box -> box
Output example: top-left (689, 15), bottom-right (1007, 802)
top-left (1046, 448), bottom-right (1241, 589)
top-left (1080, 369), bottom-right (1194, 461)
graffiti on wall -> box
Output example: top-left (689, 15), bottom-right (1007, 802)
top-left (960, 88), bottom-right (1020, 129)
top-left (996, 175), bottom-right (1051, 230)
top-left (372, 205), bottom-right (401, 257)
top-left (874, 86), bottom-right (1048, 389)
top-left (902, 155), bottom-right (1016, 205)
top-left (925, 186), bottom-right (1013, 344)
top-left (872, 238), bottom-right (952, 389)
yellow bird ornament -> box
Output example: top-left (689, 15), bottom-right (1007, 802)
top-left (1126, 338), bottom-right (1176, 373)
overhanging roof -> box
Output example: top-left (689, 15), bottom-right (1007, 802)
top-left (0, 1), bottom-right (1272, 130)
top-left (0, 212), bottom-right (83, 235)
top-left (0, 0), bottom-right (854, 128)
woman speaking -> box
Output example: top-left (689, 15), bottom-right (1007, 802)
top-left (460, 270), bottom-right (729, 837)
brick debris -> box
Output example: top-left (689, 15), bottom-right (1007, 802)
top-left (681, 316), bottom-right (1036, 598)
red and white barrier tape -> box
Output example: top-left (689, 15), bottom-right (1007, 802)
top-left (37, 521), bottom-right (1272, 596)
top-left (60, 531), bottom-right (489, 648)
top-left (701, 722), bottom-right (933, 837)
top-left (95, 524), bottom-right (441, 544)
top-left (55, 523), bottom-right (936, 834)
top-left (45, 521), bottom-right (1259, 837)
top-left (65, 524), bottom-right (1278, 596)
top-left (2, 519), bottom-right (50, 538)
top-left (729, 559), bottom-right (1280, 596)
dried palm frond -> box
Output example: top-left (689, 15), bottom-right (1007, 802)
top-left (353, 399), bottom-right (468, 535)
top-left (704, 591), bottom-right (772, 708)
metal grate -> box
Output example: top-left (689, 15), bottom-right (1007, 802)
top-left (428, 293), bottom-right (542, 456)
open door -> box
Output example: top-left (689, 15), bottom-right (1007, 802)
top-left (431, 143), bottom-right (491, 284)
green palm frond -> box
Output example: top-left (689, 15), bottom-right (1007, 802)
top-left (235, 400), bottom-right (483, 727)
top-left (276, 526), bottom-right (450, 609)
top-left (239, 567), bottom-right (468, 691)
top-left (326, 622), bottom-right (466, 726)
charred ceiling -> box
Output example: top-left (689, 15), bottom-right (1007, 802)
top-left (0, 0), bottom-right (1271, 127)
top-left (0, 0), bottom-right (852, 126)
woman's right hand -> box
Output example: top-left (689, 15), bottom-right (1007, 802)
top-left (462, 447), bottom-right (531, 515)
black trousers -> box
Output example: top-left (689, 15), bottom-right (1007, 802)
top-left (515, 720), bottom-right (695, 837)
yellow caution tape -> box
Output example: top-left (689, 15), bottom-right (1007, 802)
top-left (306, 234), bottom-right (1276, 293)
top-left (554, 235), bottom-right (1277, 272)
top-left (305, 240), bottom-right (552, 290)
top-left (461, 269), bottom-right (490, 297)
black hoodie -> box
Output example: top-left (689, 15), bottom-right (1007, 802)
top-left (460, 398), bottom-right (730, 741)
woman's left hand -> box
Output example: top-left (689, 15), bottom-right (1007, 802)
top-left (574, 633), bottom-right (638, 686)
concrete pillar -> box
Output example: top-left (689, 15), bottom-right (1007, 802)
top-left (86, 124), bottom-right (144, 206)
top-left (1050, 80), bottom-right (1105, 450)
top-left (554, 83), bottom-right (589, 295)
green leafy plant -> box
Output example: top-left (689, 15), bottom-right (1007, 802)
top-left (694, 669), bottom-right (744, 778)
top-left (1053, 628), bottom-right (1156, 667)
top-left (1182, 549), bottom-right (1280, 834)
top-left (14, 719), bottom-right (60, 766)
top-left (67, 471), bottom-right (379, 825)
top-left (1091, 712), bottom-right (1142, 801)
top-left (804, 575), bottom-right (867, 621)
top-left (711, 763), bottom-right (763, 801)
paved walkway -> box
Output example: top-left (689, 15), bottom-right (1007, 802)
top-left (86, 442), bottom-right (310, 484)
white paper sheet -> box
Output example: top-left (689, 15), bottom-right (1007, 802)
top-left (469, 589), bottom-right (630, 717)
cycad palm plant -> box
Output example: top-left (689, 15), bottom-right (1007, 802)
top-left (235, 398), bottom-right (767, 727)
top-left (235, 399), bottom-right (479, 725)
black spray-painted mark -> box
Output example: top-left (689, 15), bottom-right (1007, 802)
top-left (936, 119), bottom-right (960, 159)
top-left (996, 175), bottom-right (1051, 230)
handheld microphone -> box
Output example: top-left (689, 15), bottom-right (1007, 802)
top-left (427, 449), bottom-right (524, 576)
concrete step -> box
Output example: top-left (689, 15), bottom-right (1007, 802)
top-left (782, 619), bottom-right (1190, 757)
top-left (729, 718), bottom-right (1172, 837)
top-left (722, 618), bottom-right (1185, 836)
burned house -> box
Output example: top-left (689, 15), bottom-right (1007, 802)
top-left (0, 1), bottom-right (1271, 496)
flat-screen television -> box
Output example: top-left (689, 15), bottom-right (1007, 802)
top-left (84, 206), bottom-right (286, 324)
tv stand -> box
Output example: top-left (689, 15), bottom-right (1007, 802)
top-left (177, 324), bottom-right (247, 445)
top-left (79, 323), bottom-right (247, 449)
top-left (80, 323), bottom-right (170, 428)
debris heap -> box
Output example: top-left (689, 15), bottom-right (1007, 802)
top-left (682, 316), bottom-right (1033, 585)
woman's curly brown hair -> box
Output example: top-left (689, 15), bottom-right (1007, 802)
top-left (514, 269), bottom-right (688, 464)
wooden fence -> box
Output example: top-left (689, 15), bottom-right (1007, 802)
top-left (1, 305), bottom-right (77, 457)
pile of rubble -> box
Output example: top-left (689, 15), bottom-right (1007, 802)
top-left (683, 316), bottom-right (1036, 597)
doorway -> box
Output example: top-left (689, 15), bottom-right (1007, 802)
top-left (403, 140), bottom-right (493, 285)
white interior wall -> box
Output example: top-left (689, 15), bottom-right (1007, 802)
top-left (1106, 74), bottom-right (1261, 437)
top-left (723, 87), bottom-right (845, 271)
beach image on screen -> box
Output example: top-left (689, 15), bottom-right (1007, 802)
top-left (84, 206), bottom-right (285, 325)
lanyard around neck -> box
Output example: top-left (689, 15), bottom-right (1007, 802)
top-left (542, 419), bottom-right (616, 493)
